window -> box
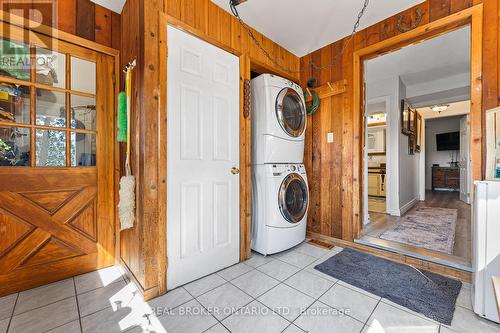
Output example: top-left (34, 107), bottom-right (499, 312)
top-left (0, 38), bottom-right (97, 167)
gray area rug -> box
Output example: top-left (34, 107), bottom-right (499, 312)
top-left (379, 207), bottom-right (457, 254)
top-left (315, 248), bottom-right (462, 325)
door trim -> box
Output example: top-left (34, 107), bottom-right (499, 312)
top-left (352, 4), bottom-right (483, 241)
top-left (158, 12), bottom-right (251, 295)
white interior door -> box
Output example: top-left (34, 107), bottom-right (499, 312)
top-left (166, 25), bottom-right (240, 289)
top-left (459, 115), bottom-right (470, 204)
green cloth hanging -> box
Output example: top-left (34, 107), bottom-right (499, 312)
top-left (305, 90), bottom-right (320, 115)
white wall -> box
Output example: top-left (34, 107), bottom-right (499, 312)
top-left (405, 72), bottom-right (469, 99)
top-left (424, 116), bottom-right (461, 190)
top-left (397, 78), bottom-right (420, 214)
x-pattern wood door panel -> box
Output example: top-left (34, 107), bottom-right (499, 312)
top-left (0, 170), bottom-right (99, 273)
top-left (0, 171), bottom-right (114, 295)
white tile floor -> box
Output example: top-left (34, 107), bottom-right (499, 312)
top-left (1, 243), bottom-right (500, 333)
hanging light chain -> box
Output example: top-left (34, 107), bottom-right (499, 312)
top-left (229, 0), bottom-right (303, 73)
top-left (229, 0), bottom-right (370, 74)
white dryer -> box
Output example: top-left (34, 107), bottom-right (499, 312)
top-left (251, 74), bottom-right (306, 164)
top-left (251, 164), bottom-right (308, 255)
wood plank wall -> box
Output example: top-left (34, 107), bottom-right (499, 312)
top-left (299, 0), bottom-right (496, 240)
top-left (0, 0), bottom-right (121, 49)
top-left (119, 0), bottom-right (300, 299)
top-left (164, 0), bottom-right (300, 77)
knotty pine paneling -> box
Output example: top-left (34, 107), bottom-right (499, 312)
top-left (0, 0), bottom-right (120, 48)
top-left (300, 0), bottom-right (497, 241)
top-left (164, 0), bottom-right (300, 78)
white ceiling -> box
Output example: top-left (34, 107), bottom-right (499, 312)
top-left (418, 100), bottom-right (470, 120)
top-left (211, 0), bottom-right (424, 56)
top-left (365, 26), bottom-right (470, 86)
top-left (90, 0), bottom-right (125, 13)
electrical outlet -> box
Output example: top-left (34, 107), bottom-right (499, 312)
top-left (327, 132), bottom-right (334, 143)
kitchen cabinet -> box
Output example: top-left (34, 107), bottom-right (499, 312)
top-left (368, 174), bottom-right (381, 196)
top-left (368, 167), bottom-right (386, 197)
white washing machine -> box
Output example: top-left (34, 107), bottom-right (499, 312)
top-left (251, 74), bottom-right (306, 164)
top-left (251, 163), bottom-right (308, 255)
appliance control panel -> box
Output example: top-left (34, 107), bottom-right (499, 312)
top-left (271, 164), bottom-right (306, 176)
top-left (268, 74), bottom-right (301, 92)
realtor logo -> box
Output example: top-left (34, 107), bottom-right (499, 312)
top-left (0, 0), bottom-right (55, 52)
top-left (0, 1), bottom-right (56, 76)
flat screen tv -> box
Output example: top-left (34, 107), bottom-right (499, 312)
top-left (436, 131), bottom-right (459, 151)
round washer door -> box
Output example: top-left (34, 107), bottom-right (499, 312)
top-left (278, 173), bottom-right (308, 224)
top-left (275, 88), bottom-right (306, 138)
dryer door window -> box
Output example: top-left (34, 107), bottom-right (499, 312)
top-left (279, 173), bottom-right (308, 224)
top-left (275, 88), bottom-right (305, 137)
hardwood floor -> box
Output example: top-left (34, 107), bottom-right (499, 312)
top-left (359, 191), bottom-right (471, 269)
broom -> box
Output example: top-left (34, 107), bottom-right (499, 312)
top-left (119, 62), bottom-right (136, 230)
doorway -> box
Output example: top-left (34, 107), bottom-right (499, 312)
top-left (0, 22), bottom-right (117, 295)
top-left (166, 25), bottom-right (241, 289)
top-left (355, 24), bottom-right (474, 270)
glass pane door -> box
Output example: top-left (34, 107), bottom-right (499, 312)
top-left (0, 36), bottom-right (97, 167)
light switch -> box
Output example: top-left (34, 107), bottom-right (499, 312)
top-left (327, 132), bottom-right (334, 143)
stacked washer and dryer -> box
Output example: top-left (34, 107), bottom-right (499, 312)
top-left (251, 74), bottom-right (309, 255)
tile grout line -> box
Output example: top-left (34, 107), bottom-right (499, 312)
top-left (5, 292), bottom-right (19, 333)
top-left (74, 278), bottom-right (125, 296)
top-left (189, 248), bottom-right (343, 331)
top-left (288, 278), bottom-right (340, 331)
top-left (244, 253), bottom-right (342, 328)
top-left (153, 248), bottom-right (344, 332)
top-left (7, 294), bottom-right (77, 318)
top-left (7, 276), bottom-right (126, 321)
top-left (73, 277), bottom-right (84, 333)
top-left (182, 284), bottom-right (234, 331)
top-left (195, 261), bottom-right (301, 330)
top-left (195, 286), bottom-right (254, 332)
top-left (276, 248), bottom-right (378, 329)
top-left (359, 297), bottom-right (382, 332)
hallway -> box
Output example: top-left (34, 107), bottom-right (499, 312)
top-left (360, 191), bottom-right (471, 269)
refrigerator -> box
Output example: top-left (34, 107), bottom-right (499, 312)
top-left (472, 181), bottom-right (500, 323)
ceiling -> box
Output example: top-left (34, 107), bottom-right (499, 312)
top-left (211, 0), bottom-right (424, 56)
top-left (418, 100), bottom-right (470, 120)
top-left (90, 0), bottom-right (125, 13)
top-left (365, 26), bottom-right (470, 86)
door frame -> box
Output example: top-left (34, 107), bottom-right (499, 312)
top-left (364, 95), bottom-right (392, 225)
top-left (158, 12), bottom-right (252, 294)
top-left (352, 4), bottom-right (483, 240)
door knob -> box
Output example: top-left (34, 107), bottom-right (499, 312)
top-left (231, 167), bottom-right (240, 175)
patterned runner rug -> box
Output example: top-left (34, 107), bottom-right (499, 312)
top-left (379, 207), bottom-right (457, 254)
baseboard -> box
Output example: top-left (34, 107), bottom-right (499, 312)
top-left (399, 197), bottom-right (418, 216)
top-left (387, 208), bottom-right (401, 217)
top-left (119, 259), bottom-right (160, 301)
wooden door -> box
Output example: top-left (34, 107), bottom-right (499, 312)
top-left (0, 23), bottom-right (115, 295)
